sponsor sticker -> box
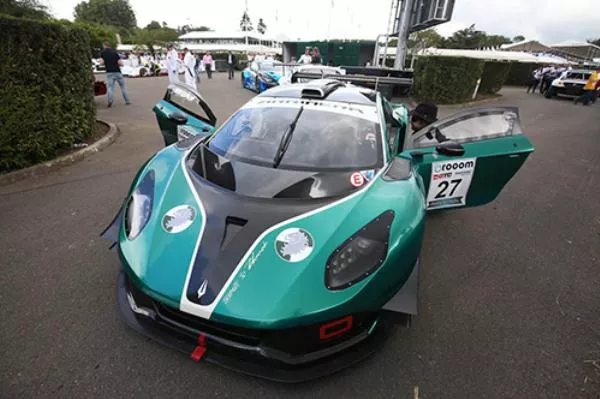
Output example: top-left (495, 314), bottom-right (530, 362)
top-left (177, 125), bottom-right (197, 141)
top-left (350, 172), bottom-right (365, 187)
top-left (275, 228), bottom-right (314, 262)
top-left (360, 169), bottom-right (376, 181)
top-left (426, 158), bottom-right (477, 210)
top-left (162, 205), bottom-right (196, 233)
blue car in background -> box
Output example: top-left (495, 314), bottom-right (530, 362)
top-left (241, 60), bottom-right (287, 93)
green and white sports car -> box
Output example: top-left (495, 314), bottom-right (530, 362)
top-left (103, 81), bottom-right (534, 382)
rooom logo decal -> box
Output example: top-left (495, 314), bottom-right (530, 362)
top-left (434, 160), bottom-right (475, 173)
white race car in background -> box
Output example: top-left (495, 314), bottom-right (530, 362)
top-left (287, 64), bottom-right (346, 84)
top-left (121, 58), bottom-right (177, 78)
top-left (545, 69), bottom-right (598, 99)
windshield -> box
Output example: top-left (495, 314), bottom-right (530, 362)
top-left (207, 106), bottom-right (382, 171)
top-left (565, 72), bottom-right (592, 80)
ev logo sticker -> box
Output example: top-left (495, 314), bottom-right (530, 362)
top-left (427, 158), bottom-right (477, 210)
top-left (275, 228), bottom-right (314, 262)
top-left (162, 205), bottom-right (196, 233)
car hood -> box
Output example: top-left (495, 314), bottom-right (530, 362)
top-left (119, 146), bottom-right (424, 329)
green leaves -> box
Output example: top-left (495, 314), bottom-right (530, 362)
top-left (0, 16), bottom-right (95, 173)
top-left (74, 0), bottom-right (137, 30)
top-left (413, 56), bottom-right (485, 104)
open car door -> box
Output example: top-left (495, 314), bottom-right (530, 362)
top-left (402, 107), bottom-right (534, 210)
top-left (152, 83), bottom-right (217, 146)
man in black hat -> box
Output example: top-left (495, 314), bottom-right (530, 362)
top-left (410, 103), bottom-right (448, 145)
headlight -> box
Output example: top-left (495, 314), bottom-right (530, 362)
top-left (554, 80), bottom-right (564, 87)
top-left (325, 210), bottom-right (394, 290)
top-left (124, 170), bottom-right (155, 240)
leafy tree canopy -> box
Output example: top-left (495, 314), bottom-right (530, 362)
top-left (74, 0), bottom-right (137, 30)
top-left (0, 0), bottom-right (51, 20)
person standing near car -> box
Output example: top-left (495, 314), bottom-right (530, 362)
top-left (311, 47), bottom-right (322, 64)
top-left (298, 47), bottom-right (312, 64)
top-left (203, 51), bottom-right (214, 79)
top-left (183, 48), bottom-right (197, 90)
top-left (527, 67), bottom-right (542, 94)
top-left (166, 43), bottom-right (180, 85)
top-left (574, 68), bottom-right (600, 105)
top-left (227, 51), bottom-right (236, 80)
top-left (99, 41), bottom-right (130, 107)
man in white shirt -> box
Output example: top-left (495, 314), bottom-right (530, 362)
top-left (298, 47), bottom-right (312, 64)
top-left (166, 44), bottom-right (180, 85)
top-left (183, 48), bottom-right (197, 90)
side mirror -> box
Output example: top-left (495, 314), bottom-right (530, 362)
top-left (436, 142), bottom-right (465, 157)
top-left (168, 112), bottom-right (188, 125)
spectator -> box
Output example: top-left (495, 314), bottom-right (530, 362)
top-left (203, 51), bottom-right (214, 79)
top-left (311, 47), bottom-right (322, 64)
top-left (166, 43), bottom-right (180, 85)
top-left (298, 47), bottom-right (312, 64)
top-left (99, 41), bottom-right (130, 107)
top-left (183, 48), bottom-right (197, 90)
top-left (574, 68), bottom-right (599, 105)
top-left (227, 51), bottom-right (236, 80)
top-left (527, 67), bottom-right (542, 94)
top-left (195, 53), bottom-right (202, 83)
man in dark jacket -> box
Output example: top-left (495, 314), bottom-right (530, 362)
top-left (227, 51), bottom-right (237, 80)
top-left (99, 41), bottom-right (130, 107)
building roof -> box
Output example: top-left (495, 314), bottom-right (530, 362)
top-left (417, 48), bottom-right (573, 64)
top-left (179, 30), bottom-right (279, 42)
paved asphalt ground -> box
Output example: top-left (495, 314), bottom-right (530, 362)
top-left (1, 73), bottom-right (599, 399)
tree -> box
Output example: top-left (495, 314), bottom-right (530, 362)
top-left (441, 24), bottom-right (511, 49)
top-left (240, 10), bottom-right (253, 32)
top-left (0, 0), bottom-right (51, 20)
top-left (408, 29), bottom-right (443, 50)
top-left (145, 20), bottom-right (161, 30)
top-left (588, 38), bottom-right (600, 46)
top-left (132, 27), bottom-right (178, 47)
top-left (74, 0), bottom-right (137, 30)
top-left (513, 35), bottom-right (525, 43)
top-left (257, 18), bottom-right (267, 35)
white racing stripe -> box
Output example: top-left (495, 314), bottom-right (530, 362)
top-left (178, 140), bottom-right (388, 319)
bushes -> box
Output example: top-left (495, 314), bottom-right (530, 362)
top-left (412, 56), bottom-right (484, 104)
top-left (0, 15), bottom-right (95, 173)
top-left (479, 61), bottom-right (511, 94)
top-left (506, 62), bottom-right (541, 86)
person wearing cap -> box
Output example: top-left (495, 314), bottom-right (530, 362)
top-left (166, 44), bottom-right (180, 85)
top-left (410, 103), bottom-right (448, 146)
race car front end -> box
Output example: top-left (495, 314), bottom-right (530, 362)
top-left (117, 266), bottom-right (402, 382)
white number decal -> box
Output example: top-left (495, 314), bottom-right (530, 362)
top-left (426, 158), bottom-right (477, 210)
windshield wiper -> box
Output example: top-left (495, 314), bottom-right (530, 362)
top-left (273, 106), bottom-right (304, 168)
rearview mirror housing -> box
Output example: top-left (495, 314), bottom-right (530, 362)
top-left (436, 142), bottom-right (465, 157)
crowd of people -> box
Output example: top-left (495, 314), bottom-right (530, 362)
top-left (527, 64), bottom-right (600, 105)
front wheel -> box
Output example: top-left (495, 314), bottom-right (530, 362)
top-left (545, 87), bottom-right (556, 99)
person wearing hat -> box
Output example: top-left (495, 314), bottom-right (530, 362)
top-left (166, 43), bottom-right (180, 85)
top-left (410, 103), bottom-right (448, 146)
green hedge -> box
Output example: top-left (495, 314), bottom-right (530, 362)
top-left (0, 15), bottom-right (95, 173)
top-left (479, 61), bottom-right (512, 94)
top-left (506, 62), bottom-right (541, 86)
top-left (412, 56), bottom-right (485, 104)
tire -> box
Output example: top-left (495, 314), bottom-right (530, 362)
top-left (139, 68), bottom-right (147, 77)
top-left (241, 73), bottom-right (245, 88)
top-left (255, 77), bottom-right (261, 93)
top-left (545, 87), bottom-right (555, 99)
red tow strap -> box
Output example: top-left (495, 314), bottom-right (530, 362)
top-left (190, 333), bottom-right (207, 362)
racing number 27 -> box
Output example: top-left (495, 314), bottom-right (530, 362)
top-left (434, 179), bottom-right (462, 199)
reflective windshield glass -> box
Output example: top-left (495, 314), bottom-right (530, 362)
top-left (208, 106), bottom-right (381, 170)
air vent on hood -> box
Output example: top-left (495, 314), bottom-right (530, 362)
top-left (220, 216), bottom-right (248, 251)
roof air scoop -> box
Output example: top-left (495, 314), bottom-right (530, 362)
top-left (301, 79), bottom-right (344, 99)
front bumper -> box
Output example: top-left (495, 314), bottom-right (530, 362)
top-left (117, 270), bottom-right (400, 382)
top-left (553, 85), bottom-right (585, 97)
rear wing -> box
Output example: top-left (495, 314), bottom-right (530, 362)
top-left (292, 72), bottom-right (412, 90)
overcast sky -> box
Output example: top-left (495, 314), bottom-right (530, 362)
top-left (43, 0), bottom-right (597, 44)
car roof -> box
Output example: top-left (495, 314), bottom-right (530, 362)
top-left (259, 81), bottom-right (377, 105)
